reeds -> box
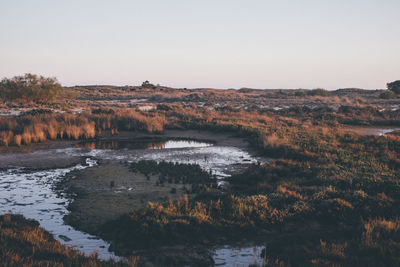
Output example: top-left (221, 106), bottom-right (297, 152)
top-left (0, 109), bottom-right (165, 146)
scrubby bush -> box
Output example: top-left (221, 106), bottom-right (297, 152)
top-left (130, 160), bottom-right (217, 193)
top-left (380, 90), bottom-right (397, 99)
top-left (387, 80), bottom-right (400, 94)
top-left (238, 88), bottom-right (253, 93)
top-left (92, 108), bottom-right (115, 114)
top-left (295, 89), bottom-right (307, 97)
top-left (0, 73), bottom-right (62, 103)
top-left (141, 80), bottom-right (156, 89)
top-left (293, 88), bottom-right (329, 97)
top-left (308, 88), bottom-right (330, 96)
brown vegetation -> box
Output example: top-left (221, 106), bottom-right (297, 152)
top-left (2, 81), bottom-right (400, 265)
top-left (0, 214), bottom-right (138, 266)
top-left (84, 104), bottom-right (400, 266)
top-left (0, 73), bottom-right (62, 103)
top-left (0, 109), bottom-right (166, 146)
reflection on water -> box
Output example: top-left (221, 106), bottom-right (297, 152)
top-left (0, 158), bottom-right (120, 260)
top-left (72, 139), bottom-right (259, 183)
top-left (0, 138), bottom-right (265, 262)
top-left (344, 126), bottom-right (400, 136)
top-left (152, 140), bottom-right (213, 149)
top-left (75, 139), bottom-right (213, 150)
top-left (71, 141), bottom-right (260, 183)
top-left (213, 246), bottom-right (265, 266)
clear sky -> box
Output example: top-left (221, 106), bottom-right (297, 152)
top-left (0, 0), bottom-right (399, 89)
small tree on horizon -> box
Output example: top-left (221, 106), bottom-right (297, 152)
top-left (141, 80), bottom-right (156, 89)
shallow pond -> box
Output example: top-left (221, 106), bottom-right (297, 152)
top-left (0, 139), bottom-right (268, 266)
top-left (73, 139), bottom-right (261, 180)
top-left (0, 138), bottom-right (266, 264)
top-left (0, 158), bottom-right (120, 260)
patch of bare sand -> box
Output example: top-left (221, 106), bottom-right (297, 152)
top-left (63, 162), bottom-right (190, 233)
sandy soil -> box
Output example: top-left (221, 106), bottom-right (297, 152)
top-left (63, 162), bottom-right (190, 233)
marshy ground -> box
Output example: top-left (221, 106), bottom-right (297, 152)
top-left (62, 130), bottom-right (262, 234)
top-left (1, 85), bottom-right (400, 266)
top-left (0, 128), bottom-right (265, 266)
top-left (63, 162), bottom-right (189, 232)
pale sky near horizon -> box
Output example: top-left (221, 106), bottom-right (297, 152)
top-left (0, 0), bottom-right (399, 89)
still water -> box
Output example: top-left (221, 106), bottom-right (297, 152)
top-left (0, 139), bottom-right (265, 265)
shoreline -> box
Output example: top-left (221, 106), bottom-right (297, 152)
top-left (0, 129), bottom-right (260, 169)
top-left (1, 128), bottom-right (268, 265)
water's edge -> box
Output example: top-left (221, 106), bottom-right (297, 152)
top-left (0, 139), bottom-right (266, 265)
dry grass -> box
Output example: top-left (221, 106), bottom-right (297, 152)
top-left (320, 240), bottom-right (348, 259)
top-left (0, 214), bottom-right (136, 266)
top-left (362, 217), bottom-right (400, 248)
top-left (0, 109), bottom-right (165, 146)
top-left (277, 185), bottom-right (306, 200)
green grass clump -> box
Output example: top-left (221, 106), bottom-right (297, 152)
top-left (129, 160), bottom-right (217, 192)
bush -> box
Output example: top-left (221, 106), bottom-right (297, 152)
top-left (238, 88), bottom-right (253, 93)
top-left (295, 89), bottom-right (307, 97)
top-left (0, 73), bottom-right (62, 103)
top-left (21, 109), bottom-right (53, 115)
top-left (308, 88), bottom-right (330, 97)
top-left (129, 160), bottom-right (216, 192)
top-left (293, 88), bottom-right (329, 97)
top-left (141, 80), bottom-right (156, 89)
top-left (92, 108), bottom-right (115, 114)
top-left (387, 80), bottom-right (400, 94)
top-left (379, 90), bottom-right (396, 99)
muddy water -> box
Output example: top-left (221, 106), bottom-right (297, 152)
top-left (0, 138), bottom-right (266, 264)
